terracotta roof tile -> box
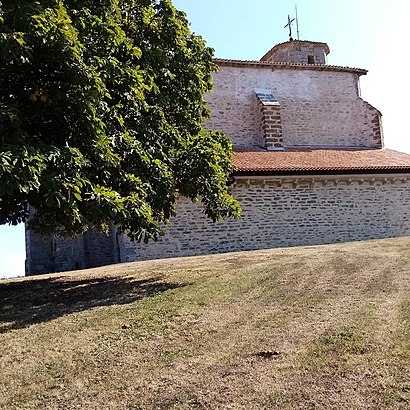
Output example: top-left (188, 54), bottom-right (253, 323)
top-left (233, 148), bottom-right (410, 174)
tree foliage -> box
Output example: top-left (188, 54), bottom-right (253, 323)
top-left (0, 0), bottom-right (240, 241)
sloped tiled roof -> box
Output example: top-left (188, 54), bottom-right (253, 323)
top-left (233, 148), bottom-right (410, 175)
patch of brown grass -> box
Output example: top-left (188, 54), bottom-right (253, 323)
top-left (1, 237), bottom-right (410, 409)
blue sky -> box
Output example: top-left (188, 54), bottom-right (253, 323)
top-left (1, 0), bottom-right (409, 278)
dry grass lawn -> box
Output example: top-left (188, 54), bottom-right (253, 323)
top-left (1, 237), bottom-right (410, 409)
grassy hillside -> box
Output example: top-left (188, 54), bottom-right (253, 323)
top-left (1, 237), bottom-right (410, 409)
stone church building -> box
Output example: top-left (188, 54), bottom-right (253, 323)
top-left (26, 40), bottom-right (410, 275)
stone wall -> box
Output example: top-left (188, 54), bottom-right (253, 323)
top-left (25, 230), bottom-right (86, 275)
top-left (118, 175), bottom-right (410, 262)
top-left (206, 66), bottom-right (382, 149)
top-left (25, 223), bottom-right (119, 275)
top-left (83, 223), bottom-right (119, 268)
top-left (25, 229), bottom-right (56, 275)
top-left (26, 174), bottom-right (410, 273)
top-left (262, 42), bottom-right (328, 65)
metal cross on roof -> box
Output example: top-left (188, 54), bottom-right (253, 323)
top-left (284, 14), bottom-right (295, 40)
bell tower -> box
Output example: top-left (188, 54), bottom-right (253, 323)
top-left (260, 40), bottom-right (330, 65)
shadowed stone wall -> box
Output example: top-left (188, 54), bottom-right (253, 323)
top-left (25, 224), bottom-right (119, 275)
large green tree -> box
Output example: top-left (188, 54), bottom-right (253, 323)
top-left (0, 0), bottom-right (240, 241)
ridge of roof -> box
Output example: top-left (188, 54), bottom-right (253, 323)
top-left (214, 58), bottom-right (367, 75)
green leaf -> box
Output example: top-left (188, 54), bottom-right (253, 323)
top-left (0, 0), bottom-right (240, 239)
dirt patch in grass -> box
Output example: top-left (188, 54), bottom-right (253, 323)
top-left (1, 237), bottom-right (410, 409)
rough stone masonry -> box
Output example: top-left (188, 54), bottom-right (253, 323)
top-left (25, 40), bottom-right (410, 275)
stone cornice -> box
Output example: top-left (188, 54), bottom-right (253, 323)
top-left (233, 173), bottom-right (410, 188)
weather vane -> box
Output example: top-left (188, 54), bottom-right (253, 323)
top-left (284, 6), bottom-right (300, 41)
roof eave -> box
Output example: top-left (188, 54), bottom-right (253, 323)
top-left (214, 58), bottom-right (367, 76)
top-left (233, 168), bottom-right (410, 177)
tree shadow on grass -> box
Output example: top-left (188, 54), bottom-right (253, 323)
top-left (0, 275), bottom-right (185, 333)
